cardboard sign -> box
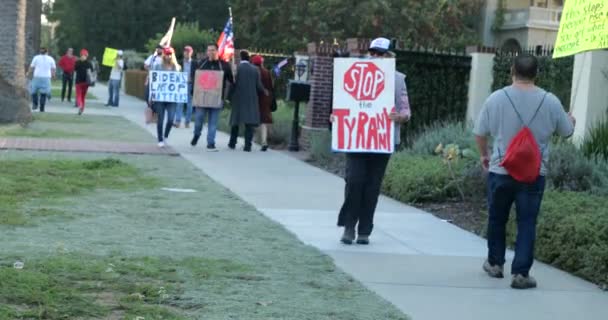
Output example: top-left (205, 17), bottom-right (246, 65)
top-left (102, 48), bottom-right (118, 68)
top-left (553, 0), bottom-right (608, 58)
top-left (149, 71), bottom-right (188, 103)
top-left (332, 58), bottom-right (395, 154)
top-left (192, 70), bottom-right (224, 108)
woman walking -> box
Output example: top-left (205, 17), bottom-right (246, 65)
top-left (74, 49), bottom-right (93, 115)
top-left (151, 47), bottom-right (181, 147)
top-left (251, 55), bottom-right (274, 151)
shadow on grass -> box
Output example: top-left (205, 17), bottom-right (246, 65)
top-left (0, 113), bottom-right (154, 143)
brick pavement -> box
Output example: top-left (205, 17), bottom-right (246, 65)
top-left (0, 137), bottom-right (178, 156)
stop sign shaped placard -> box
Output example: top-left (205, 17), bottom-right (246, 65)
top-left (343, 62), bottom-right (385, 101)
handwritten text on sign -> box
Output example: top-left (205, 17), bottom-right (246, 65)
top-left (149, 71), bottom-right (188, 103)
top-left (332, 58), bottom-right (395, 154)
top-left (553, 0), bottom-right (608, 58)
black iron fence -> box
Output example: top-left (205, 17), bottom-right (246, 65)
top-left (395, 48), bottom-right (472, 144)
top-left (246, 49), bottom-right (294, 100)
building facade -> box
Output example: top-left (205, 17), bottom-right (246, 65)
top-left (481, 0), bottom-right (564, 51)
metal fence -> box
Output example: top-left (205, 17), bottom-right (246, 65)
top-left (244, 49), bottom-right (294, 100)
top-left (395, 48), bottom-right (472, 144)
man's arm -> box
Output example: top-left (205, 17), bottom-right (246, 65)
top-left (475, 135), bottom-right (490, 171)
top-left (473, 101), bottom-right (492, 170)
top-left (390, 75), bottom-right (411, 123)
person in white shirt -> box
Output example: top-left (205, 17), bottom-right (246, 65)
top-left (28, 47), bottom-right (56, 112)
top-left (144, 45), bottom-right (164, 70)
top-left (106, 50), bottom-right (124, 107)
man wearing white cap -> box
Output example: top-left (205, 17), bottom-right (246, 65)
top-left (335, 37), bottom-right (412, 245)
top-left (106, 50), bottom-right (124, 107)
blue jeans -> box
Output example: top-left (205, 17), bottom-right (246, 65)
top-left (174, 83), bottom-right (193, 124)
top-left (107, 79), bottom-right (121, 106)
top-left (31, 77), bottom-right (51, 111)
top-left (153, 102), bottom-right (177, 142)
top-left (486, 173), bottom-right (545, 276)
top-left (193, 107), bottom-right (221, 146)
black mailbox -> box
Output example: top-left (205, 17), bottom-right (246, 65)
top-left (286, 80), bottom-right (311, 102)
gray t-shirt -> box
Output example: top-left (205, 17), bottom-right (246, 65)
top-left (474, 85), bottom-right (574, 176)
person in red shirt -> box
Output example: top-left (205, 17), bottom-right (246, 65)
top-left (58, 48), bottom-right (77, 103)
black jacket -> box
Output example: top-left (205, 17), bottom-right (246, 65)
top-left (190, 58), bottom-right (234, 97)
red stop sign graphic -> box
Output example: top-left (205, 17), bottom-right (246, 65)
top-left (198, 72), bottom-right (221, 90)
top-left (343, 62), bottom-right (385, 101)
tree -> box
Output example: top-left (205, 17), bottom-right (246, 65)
top-left (0, 0), bottom-right (32, 124)
top-left (145, 22), bottom-right (218, 60)
top-left (230, 0), bottom-right (484, 51)
top-left (47, 0), bottom-right (230, 60)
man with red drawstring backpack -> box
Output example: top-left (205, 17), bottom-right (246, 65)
top-left (474, 54), bottom-right (576, 289)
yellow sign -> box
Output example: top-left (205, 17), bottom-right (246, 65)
top-left (553, 0), bottom-right (608, 58)
top-left (102, 47), bottom-right (118, 67)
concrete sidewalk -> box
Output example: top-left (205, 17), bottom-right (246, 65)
top-left (79, 84), bottom-right (607, 320)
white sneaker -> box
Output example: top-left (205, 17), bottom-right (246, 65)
top-left (158, 141), bottom-right (165, 148)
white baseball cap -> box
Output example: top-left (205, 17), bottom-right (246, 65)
top-left (117, 50), bottom-right (124, 56)
top-left (369, 37), bottom-right (391, 53)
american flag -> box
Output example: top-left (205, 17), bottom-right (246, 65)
top-left (217, 18), bottom-right (234, 62)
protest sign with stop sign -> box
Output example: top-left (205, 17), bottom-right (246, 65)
top-left (332, 58), bottom-right (395, 154)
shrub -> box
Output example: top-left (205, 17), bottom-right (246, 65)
top-left (582, 117), bottom-right (608, 161)
top-left (546, 141), bottom-right (608, 195)
top-left (410, 122), bottom-right (475, 155)
top-left (122, 50), bottom-right (146, 71)
top-left (382, 153), bottom-right (467, 203)
top-left (145, 22), bottom-right (218, 59)
top-left (532, 192), bottom-right (608, 287)
top-left (308, 131), bottom-right (345, 175)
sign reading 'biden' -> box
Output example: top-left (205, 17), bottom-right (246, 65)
top-left (149, 71), bottom-right (189, 103)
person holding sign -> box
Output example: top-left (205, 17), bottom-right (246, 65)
top-left (106, 50), bottom-right (124, 107)
top-left (474, 55), bottom-right (575, 289)
top-left (150, 47), bottom-right (183, 148)
top-left (190, 43), bottom-right (234, 151)
top-left (332, 38), bottom-right (411, 245)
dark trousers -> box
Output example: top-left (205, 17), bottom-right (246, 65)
top-left (31, 93), bottom-right (47, 112)
top-left (61, 73), bottom-right (73, 101)
top-left (154, 102), bottom-right (177, 142)
top-left (487, 173), bottom-right (545, 276)
top-left (229, 125), bottom-right (255, 149)
top-left (337, 153), bottom-right (391, 236)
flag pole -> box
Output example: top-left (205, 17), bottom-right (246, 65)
top-left (229, 7), bottom-right (236, 67)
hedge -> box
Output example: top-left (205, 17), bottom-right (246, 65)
top-left (522, 191), bottom-right (608, 287)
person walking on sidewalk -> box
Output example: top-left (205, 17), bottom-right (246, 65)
top-left (190, 43), bottom-right (234, 151)
top-left (174, 46), bottom-right (195, 128)
top-left (152, 47), bottom-right (181, 148)
top-left (228, 50), bottom-right (267, 152)
top-left (106, 50), bottom-right (124, 107)
top-left (335, 38), bottom-right (411, 245)
top-left (474, 54), bottom-right (576, 289)
top-left (58, 48), bottom-right (76, 103)
top-left (74, 49), bottom-right (93, 115)
top-left (28, 47), bottom-right (56, 112)
top-left (251, 55), bottom-right (274, 152)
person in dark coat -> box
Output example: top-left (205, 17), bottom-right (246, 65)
top-left (251, 55), bottom-right (274, 151)
top-left (228, 50), bottom-right (267, 152)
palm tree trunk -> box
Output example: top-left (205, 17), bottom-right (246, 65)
top-left (0, 0), bottom-right (32, 124)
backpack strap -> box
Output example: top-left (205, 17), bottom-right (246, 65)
top-left (502, 89), bottom-right (548, 127)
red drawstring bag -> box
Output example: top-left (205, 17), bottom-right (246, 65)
top-left (500, 90), bottom-right (547, 183)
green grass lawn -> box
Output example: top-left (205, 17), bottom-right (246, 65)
top-left (0, 151), bottom-right (409, 320)
top-left (50, 88), bottom-right (97, 100)
top-left (0, 113), bottom-right (154, 143)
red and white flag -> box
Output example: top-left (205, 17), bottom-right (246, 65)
top-left (217, 17), bottom-right (234, 62)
